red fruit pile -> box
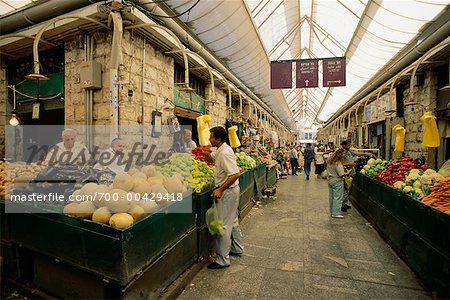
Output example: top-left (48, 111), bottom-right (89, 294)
top-left (375, 156), bottom-right (419, 186)
top-left (191, 147), bottom-right (214, 167)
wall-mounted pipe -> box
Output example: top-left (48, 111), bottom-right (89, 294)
top-left (0, 0), bottom-right (105, 34)
top-left (31, 15), bottom-right (108, 76)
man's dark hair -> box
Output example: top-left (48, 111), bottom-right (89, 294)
top-left (341, 140), bottom-right (351, 146)
top-left (306, 143), bottom-right (311, 147)
top-left (210, 126), bottom-right (227, 143)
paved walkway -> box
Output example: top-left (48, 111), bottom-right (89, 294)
top-left (179, 173), bottom-right (430, 299)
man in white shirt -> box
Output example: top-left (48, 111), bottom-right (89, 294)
top-left (45, 129), bottom-right (90, 165)
top-left (206, 126), bottom-right (244, 269)
top-left (94, 138), bottom-right (126, 174)
top-left (183, 129), bottom-right (197, 153)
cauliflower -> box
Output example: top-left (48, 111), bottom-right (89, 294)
top-left (394, 181), bottom-right (405, 190)
top-left (409, 169), bottom-right (421, 174)
top-left (414, 188), bottom-right (424, 198)
top-left (431, 173), bottom-right (443, 180)
top-left (403, 186), bottom-right (414, 193)
top-left (423, 169), bottom-right (436, 175)
top-left (413, 180), bottom-right (422, 189)
top-left (406, 172), bottom-right (421, 182)
top-left (419, 175), bottom-right (433, 185)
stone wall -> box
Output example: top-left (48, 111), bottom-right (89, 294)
top-left (402, 70), bottom-right (438, 165)
top-left (64, 30), bottom-right (175, 164)
top-left (205, 86), bottom-right (227, 127)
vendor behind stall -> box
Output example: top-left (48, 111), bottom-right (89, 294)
top-left (94, 138), bottom-right (126, 174)
top-left (45, 129), bottom-right (90, 165)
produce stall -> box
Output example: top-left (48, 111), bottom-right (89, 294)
top-left (352, 158), bottom-right (450, 297)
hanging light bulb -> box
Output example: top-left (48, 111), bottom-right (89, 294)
top-left (9, 112), bottom-right (20, 126)
top-left (8, 85), bottom-right (20, 126)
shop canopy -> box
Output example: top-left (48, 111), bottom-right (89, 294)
top-left (146, 0), bottom-right (448, 130)
top-left (1, 0), bottom-right (448, 131)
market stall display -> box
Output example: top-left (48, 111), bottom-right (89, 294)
top-left (421, 178), bottom-right (450, 214)
top-left (359, 158), bottom-right (389, 178)
top-left (235, 152), bottom-right (257, 170)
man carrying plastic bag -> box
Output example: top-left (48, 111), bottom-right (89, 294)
top-left (205, 127), bottom-right (244, 269)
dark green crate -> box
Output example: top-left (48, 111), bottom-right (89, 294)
top-left (8, 199), bottom-right (195, 285)
top-left (239, 170), bottom-right (255, 211)
top-left (197, 224), bottom-right (214, 263)
top-left (352, 174), bottom-right (450, 297)
top-left (32, 228), bottom-right (198, 299)
top-left (254, 164), bottom-right (267, 199)
top-left (356, 174), bottom-right (450, 257)
top-left (193, 189), bottom-right (214, 227)
top-left (266, 166), bottom-right (277, 187)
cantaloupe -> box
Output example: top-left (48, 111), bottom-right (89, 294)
top-left (93, 184), bottom-right (110, 207)
top-left (163, 177), bottom-right (184, 194)
top-left (151, 184), bottom-right (169, 206)
top-left (71, 189), bottom-right (82, 202)
top-left (92, 206), bottom-right (112, 224)
top-left (133, 182), bottom-right (153, 196)
top-left (141, 165), bottom-right (157, 178)
top-left (128, 205), bottom-right (145, 221)
top-left (127, 191), bottom-right (140, 205)
top-left (147, 176), bottom-right (165, 185)
top-left (109, 213), bottom-right (134, 229)
top-left (105, 189), bottom-right (130, 213)
top-left (63, 202), bottom-right (79, 216)
top-left (127, 168), bottom-right (139, 176)
top-left (139, 199), bottom-right (159, 213)
top-left (113, 172), bottom-right (134, 191)
top-left (132, 172), bottom-right (147, 180)
top-left (80, 182), bottom-right (98, 196)
top-left (74, 201), bottom-right (96, 218)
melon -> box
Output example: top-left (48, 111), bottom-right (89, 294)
top-left (127, 168), bottom-right (139, 176)
top-left (63, 202), bottom-right (79, 216)
top-left (71, 189), bottom-right (82, 202)
top-left (151, 184), bottom-right (169, 206)
top-left (93, 184), bottom-right (110, 207)
top-left (133, 182), bottom-right (153, 196)
top-left (139, 199), bottom-right (159, 213)
top-left (147, 176), bottom-right (165, 185)
top-left (127, 191), bottom-right (140, 205)
top-left (128, 205), bottom-right (145, 221)
top-left (141, 165), bottom-right (157, 178)
top-left (105, 189), bottom-right (130, 213)
top-left (74, 201), bottom-right (96, 218)
top-left (92, 206), bottom-right (112, 224)
top-left (163, 177), bottom-right (184, 194)
top-left (80, 182), bottom-right (98, 196)
top-left (113, 172), bottom-right (134, 191)
top-left (109, 213), bottom-right (134, 229)
top-left (132, 172), bottom-right (147, 180)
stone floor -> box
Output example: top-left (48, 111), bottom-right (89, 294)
top-left (179, 172), bottom-right (430, 299)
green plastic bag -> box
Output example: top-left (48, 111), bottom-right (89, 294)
top-left (206, 201), bottom-right (223, 236)
top-left (344, 176), bottom-right (353, 191)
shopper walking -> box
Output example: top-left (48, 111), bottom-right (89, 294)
top-left (303, 143), bottom-right (315, 180)
top-left (327, 149), bottom-right (351, 218)
top-left (207, 126), bottom-right (244, 269)
top-left (340, 140), bottom-right (373, 212)
top-left (314, 146), bottom-right (325, 179)
top-left (289, 145), bottom-right (299, 176)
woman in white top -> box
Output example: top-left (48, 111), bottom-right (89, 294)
top-left (326, 149), bottom-right (351, 218)
top-left (314, 146), bottom-right (325, 179)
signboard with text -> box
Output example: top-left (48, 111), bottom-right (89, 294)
top-left (322, 57), bottom-right (346, 87)
top-left (270, 61), bottom-right (292, 89)
top-left (364, 90), bottom-right (397, 124)
top-left (296, 59), bottom-right (318, 88)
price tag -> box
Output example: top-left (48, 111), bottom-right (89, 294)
top-left (32, 102), bottom-right (40, 119)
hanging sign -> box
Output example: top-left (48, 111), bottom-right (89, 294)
top-left (323, 57), bottom-right (346, 87)
top-left (296, 59), bottom-right (318, 88)
top-left (270, 61), bottom-right (292, 89)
